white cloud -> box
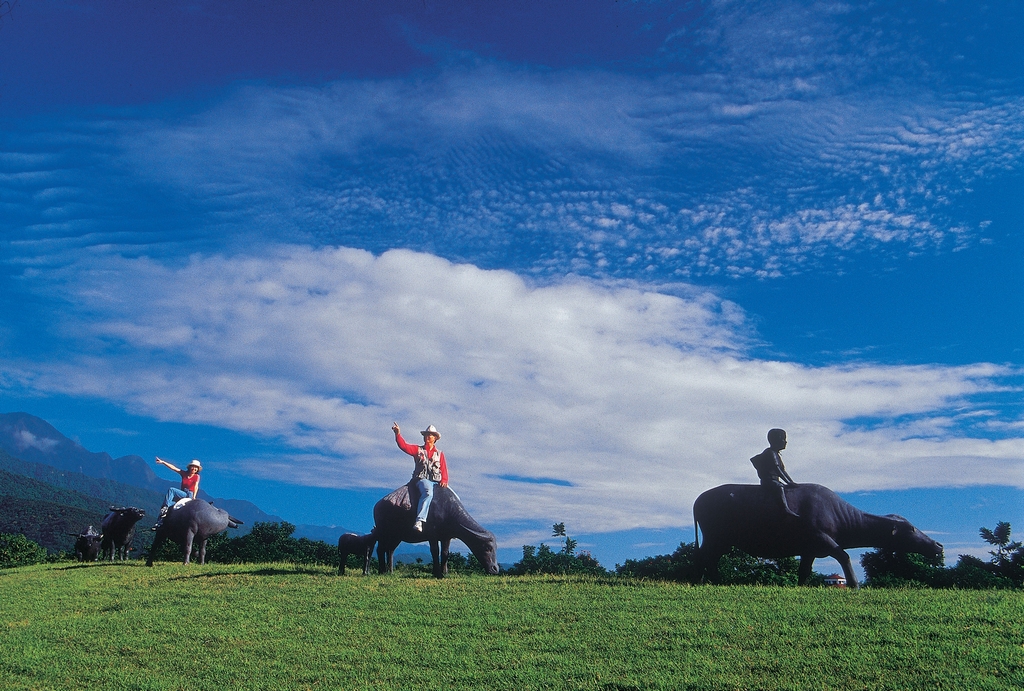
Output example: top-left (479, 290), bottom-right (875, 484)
top-left (15, 429), bottom-right (58, 453)
top-left (7, 245), bottom-right (1021, 531)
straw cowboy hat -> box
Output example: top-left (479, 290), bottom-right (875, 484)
top-left (420, 425), bottom-right (441, 440)
top-left (187, 459), bottom-right (202, 470)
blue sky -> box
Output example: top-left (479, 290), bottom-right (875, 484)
top-left (1, 1), bottom-right (1021, 569)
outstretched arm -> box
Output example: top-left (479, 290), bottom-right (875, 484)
top-left (155, 457), bottom-right (182, 474)
top-left (392, 422), bottom-right (419, 456)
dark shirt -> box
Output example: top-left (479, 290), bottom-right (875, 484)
top-left (750, 447), bottom-right (788, 484)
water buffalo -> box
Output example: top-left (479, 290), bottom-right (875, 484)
top-left (693, 483), bottom-right (943, 588)
top-left (373, 484), bottom-right (499, 578)
top-left (337, 531), bottom-right (376, 575)
top-left (146, 498), bottom-right (243, 566)
top-left (69, 525), bottom-right (102, 562)
top-left (101, 506), bottom-right (146, 561)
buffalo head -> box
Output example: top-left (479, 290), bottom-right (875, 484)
top-left (475, 532), bottom-right (501, 575)
top-left (108, 506), bottom-right (146, 521)
top-left (888, 515), bottom-right (943, 558)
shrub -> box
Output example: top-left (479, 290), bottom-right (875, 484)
top-left (507, 523), bottom-right (607, 576)
top-left (617, 541), bottom-right (697, 582)
top-left (0, 533), bottom-right (49, 568)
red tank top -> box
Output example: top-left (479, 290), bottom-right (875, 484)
top-left (181, 473), bottom-right (199, 494)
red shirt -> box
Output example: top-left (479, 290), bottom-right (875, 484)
top-left (395, 433), bottom-right (448, 485)
top-left (180, 472), bottom-right (200, 495)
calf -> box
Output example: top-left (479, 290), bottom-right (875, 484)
top-left (100, 506), bottom-right (146, 561)
top-left (337, 531), bottom-right (376, 575)
top-left (69, 525), bottom-right (102, 562)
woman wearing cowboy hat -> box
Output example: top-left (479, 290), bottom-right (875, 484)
top-left (154, 457), bottom-right (202, 524)
top-left (392, 422), bottom-right (448, 532)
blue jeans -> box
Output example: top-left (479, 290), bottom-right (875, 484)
top-left (164, 488), bottom-right (193, 508)
top-left (414, 479), bottom-right (436, 522)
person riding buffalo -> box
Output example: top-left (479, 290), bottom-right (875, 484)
top-left (391, 422), bottom-right (448, 532)
top-left (153, 456), bottom-right (202, 528)
top-left (749, 428), bottom-right (799, 517)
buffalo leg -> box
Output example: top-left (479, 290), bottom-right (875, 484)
top-left (440, 538), bottom-right (451, 577)
top-left (829, 548), bottom-right (858, 589)
top-left (362, 539), bottom-right (375, 576)
top-left (378, 540), bottom-right (397, 574)
top-left (696, 543), bottom-right (726, 584)
top-left (429, 540), bottom-right (442, 579)
top-left (146, 534), bottom-right (165, 567)
top-left (338, 547), bottom-right (348, 575)
top-left (198, 538), bottom-right (207, 565)
top-left (813, 534), bottom-right (860, 589)
top-left (183, 530), bottom-right (195, 565)
top-left (798, 555), bottom-right (815, 585)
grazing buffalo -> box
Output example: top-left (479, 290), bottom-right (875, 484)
top-left (693, 483), bottom-right (943, 588)
top-left (373, 484), bottom-right (499, 578)
top-left (101, 507), bottom-right (146, 561)
top-left (337, 531), bottom-right (377, 575)
top-left (69, 526), bottom-right (102, 562)
top-left (146, 498), bottom-right (243, 566)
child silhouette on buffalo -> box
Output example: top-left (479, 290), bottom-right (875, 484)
top-left (749, 428), bottom-right (800, 517)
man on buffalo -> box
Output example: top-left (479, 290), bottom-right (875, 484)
top-left (392, 422), bottom-right (448, 533)
top-left (750, 428), bottom-right (799, 517)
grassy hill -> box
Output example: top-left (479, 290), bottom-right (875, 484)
top-left (1, 564), bottom-right (1021, 690)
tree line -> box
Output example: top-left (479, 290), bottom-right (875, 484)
top-left (4, 519), bottom-right (1023, 589)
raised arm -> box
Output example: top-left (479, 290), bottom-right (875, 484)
top-left (155, 456), bottom-right (183, 474)
top-left (392, 423), bottom-right (420, 457)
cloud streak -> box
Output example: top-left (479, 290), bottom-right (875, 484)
top-left (5, 246), bottom-right (1020, 530)
top-left (4, 54), bottom-right (1020, 279)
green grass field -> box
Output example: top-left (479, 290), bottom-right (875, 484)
top-left (2, 562), bottom-right (1022, 690)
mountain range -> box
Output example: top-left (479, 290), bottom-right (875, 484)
top-left (0, 412), bottom-right (356, 550)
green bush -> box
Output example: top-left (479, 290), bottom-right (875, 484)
top-left (508, 523), bottom-right (607, 576)
top-left (617, 541), bottom-right (697, 581)
top-left (861, 548), bottom-right (946, 587)
top-left (862, 521), bottom-right (1024, 589)
top-left (0, 532), bottom-right (49, 568)
top-left (617, 541), bottom-right (817, 586)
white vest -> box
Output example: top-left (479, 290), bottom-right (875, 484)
top-left (412, 446), bottom-right (442, 483)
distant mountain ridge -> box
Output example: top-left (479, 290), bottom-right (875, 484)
top-left (0, 449), bottom-right (164, 514)
top-left (0, 412), bottom-right (166, 492)
top-left (0, 413), bottom-right (289, 532)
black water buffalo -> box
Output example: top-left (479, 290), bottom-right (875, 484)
top-left (693, 483), bottom-right (943, 588)
top-left (69, 525), bottom-right (102, 562)
top-left (337, 531), bottom-right (377, 575)
top-left (101, 507), bottom-right (146, 561)
top-left (373, 484), bottom-right (499, 578)
top-left (146, 499), bottom-right (243, 566)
